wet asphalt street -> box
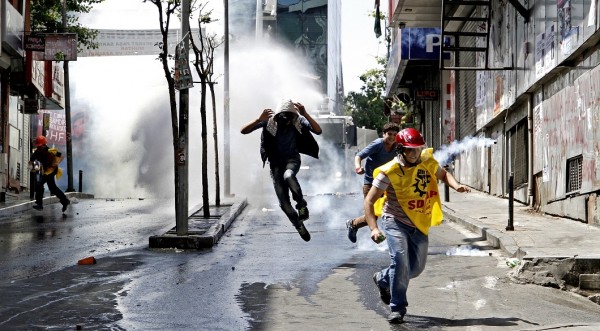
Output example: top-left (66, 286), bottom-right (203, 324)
top-left (1, 194), bottom-right (600, 330)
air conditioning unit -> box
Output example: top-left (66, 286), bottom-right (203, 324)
top-left (18, 98), bottom-right (40, 114)
top-left (396, 88), bottom-right (411, 103)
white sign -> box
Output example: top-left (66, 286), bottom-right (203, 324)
top-left (78, 29), bottom-right (200, 57)
top-left (51, 62), bottom-right (65, 108)
top-left (31, 61), bottom-right (46, 95)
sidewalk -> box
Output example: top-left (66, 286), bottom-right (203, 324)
top-left (442, 186), bottom-right (600, 260)
top-left (443, 185), bottom-right (600, 295)
top-left (0, 191), bottom-right (94, 215)
top-left (0, 191), bottom-right (248, 250)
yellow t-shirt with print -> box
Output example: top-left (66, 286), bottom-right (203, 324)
top-left (373, 148), bottom-right (443, 235)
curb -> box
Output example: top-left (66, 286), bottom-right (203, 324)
top-left (443, 206), bottom-right (525, 258)
top-left (201, 198), bottom-right (248, 245)
top-left (149, 198), bottom-right (248, 249)
top-left (0, 192), bottom-right (95, 216)
top-left (443, 206), bottom-right (600, 296)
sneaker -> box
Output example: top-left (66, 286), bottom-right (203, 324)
top-left (61, 200), bottom-right (70, 212)
top-left (387, 311), bottom-right (404, 324)
top-left (346, 219), bottom-right (358, 243)
top-left (373, 272), bottom-right (390, 305)
top-left (32, 204), bottom-right (43, 211)
top-left (296, 223), bottom-right (311, 242)
top-left (298, 206), bottom-right (309, 222)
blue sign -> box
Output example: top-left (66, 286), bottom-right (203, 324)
top-left (400, 28), bottom-right (450, 60)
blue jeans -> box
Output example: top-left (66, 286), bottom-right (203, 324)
top-left (270, 157), bottom-right (307, 227)
top-left (374, 215), bottom-right (429, 315)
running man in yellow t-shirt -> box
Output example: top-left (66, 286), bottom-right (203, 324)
top-left (364, 128), bottom-right (470, 324)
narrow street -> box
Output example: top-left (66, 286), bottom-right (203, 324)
top-left (1, 194), bottom-right (599, 330)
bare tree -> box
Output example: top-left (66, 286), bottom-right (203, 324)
top-left (190, 5), bottom-right (224, 207)
top-left (189, 4), bottom-right (221, 215)
top-left (144, 0), bottom-right (181, 219)
top-left (207, 75), bottom-right (222, 206)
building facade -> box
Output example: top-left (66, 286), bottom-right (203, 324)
top-left (386, 0), bottom-right (600, 224)
top-left (254, 0), bottom-right (344, 115)
top-left (1, 0), bottom-right (67, 197)
top-left (1, 0), bottom-right (31, 197)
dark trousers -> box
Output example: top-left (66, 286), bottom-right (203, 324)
top-left (270, 157), bottom-right (307, 227)
top-left (35, 169), bottom-right (68, 206)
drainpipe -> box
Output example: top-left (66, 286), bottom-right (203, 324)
top-left (527, 94), bottom-right (534, 206)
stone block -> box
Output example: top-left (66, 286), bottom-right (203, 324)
top-left (579, 274), bottom-right (600, 290)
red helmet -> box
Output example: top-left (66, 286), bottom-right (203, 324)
top-left (34, 135), bottom-right (47, 147)
top-left (395, 128), bottom-right (426, 148)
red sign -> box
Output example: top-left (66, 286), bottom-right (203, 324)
top-left (415, 89), bottom-right (438, 101)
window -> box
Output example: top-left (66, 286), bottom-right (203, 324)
top-left (566, 155), bottom-right (582, 193)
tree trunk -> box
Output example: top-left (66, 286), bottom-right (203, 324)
top-left (149, 0), bottom-right (181, 223)
top-left (163, 55), bottom-right (180, 223)
top-left (209, 83), bottom-right (221, 206)
top-left (200, 77), bottom-right (210, 218)
top-left (169, 77), bottom-right (180, 223)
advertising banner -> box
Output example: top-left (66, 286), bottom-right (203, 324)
top-left (77, 29), bottom-right (200, 57)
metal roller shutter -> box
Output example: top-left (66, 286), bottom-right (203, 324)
top-left (456, 20), bottom-right (479, 140)
top-left (509, 118), bottom-right (528, 187)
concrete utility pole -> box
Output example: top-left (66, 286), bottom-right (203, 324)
top-left (176, 0), bottom-right (190, 235)
top-left (62, 0), bottom-right (74, 192)
top-left (255, 0), bottom-right (262, 39)
top-left (224, 0), bottom-right (231, 197)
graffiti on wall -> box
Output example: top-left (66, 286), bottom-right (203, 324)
top-left (494, 75), bottom-right (504, 116)
top-left (536, 64), bottom-right (600, 200)
top-left (533, 104), bottom-right (549, 182)
top-left (442, 71), bottom-right (455, 145)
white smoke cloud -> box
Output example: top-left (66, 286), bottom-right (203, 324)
top-left (445, 245), bottom-right (490, 256)
top-left (69, 35), bottom-right (345, 204)
top-left (433, 136), bottom-right (496, 167)
top-left (70, 0), bottom-right (380, 219)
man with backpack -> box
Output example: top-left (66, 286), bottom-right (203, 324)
top-left (29, 135), bottom-right (70, 212)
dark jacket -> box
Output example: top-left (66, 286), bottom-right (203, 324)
top-left (31, 146), bottom-right (59, 172)
top-left (260, 125), bottom-right (319, 167)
